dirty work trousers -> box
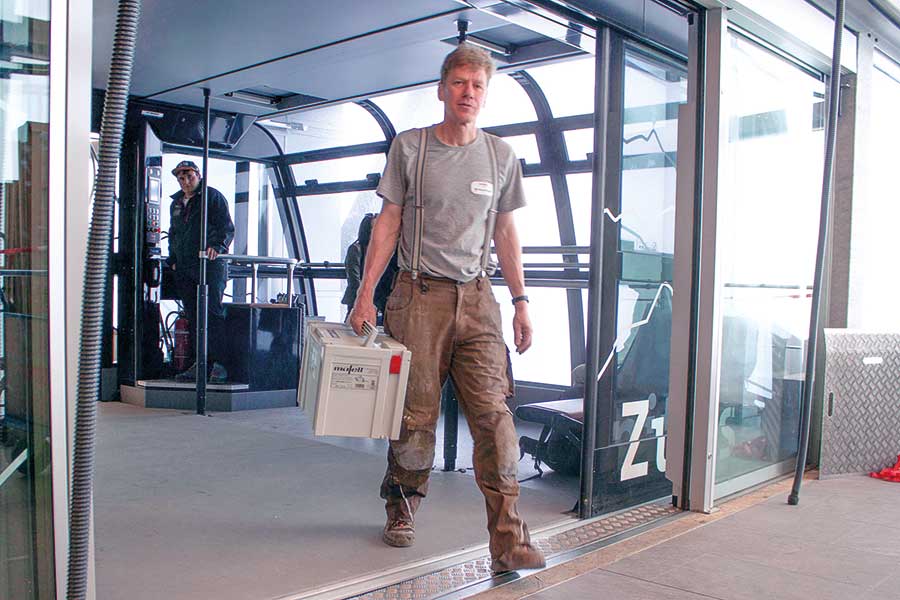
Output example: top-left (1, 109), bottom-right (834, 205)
top-left (381, 270), bottom-right (534, 560)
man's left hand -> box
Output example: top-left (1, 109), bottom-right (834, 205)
top-left (512, 304), bottom-right (532, 354)
top-left (205, 247), bottom-right (219, 261)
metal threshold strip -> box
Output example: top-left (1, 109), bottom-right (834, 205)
top-left (278, 499), bottom-right (680, 600)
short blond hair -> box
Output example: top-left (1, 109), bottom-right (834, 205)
top-left (440, 43), bottom-right (496, 83)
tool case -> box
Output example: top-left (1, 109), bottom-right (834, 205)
top-left (298, 321), bottom-right (410, 439)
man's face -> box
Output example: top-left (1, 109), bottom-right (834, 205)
top-left (175, 169), bottom-right (200, 196)
top-left (438, 64), bottom-right (489, 126)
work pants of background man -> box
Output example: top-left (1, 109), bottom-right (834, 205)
top-left (382, 270), bottom-right (536, 562)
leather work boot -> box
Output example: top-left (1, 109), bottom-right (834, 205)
top-left (490, 543), bottom-right (546, 574)
top-left (382, 495), bottom-right (419, 548)
top-left (382, 516), bottom-right (415, 548)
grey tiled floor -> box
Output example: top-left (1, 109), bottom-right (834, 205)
top-left (527, 475), bottom-right (900, 600)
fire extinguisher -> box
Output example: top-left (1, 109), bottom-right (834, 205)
top-left (173, 312), bottom-right (192, 373)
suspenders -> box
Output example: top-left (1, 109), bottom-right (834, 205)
top-left (410, 127), bottom-right (428, 280)
top-left (409, 127), bottom-right (501, 280)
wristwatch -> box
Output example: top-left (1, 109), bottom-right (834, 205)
top-left (511, 295), bottom-right (529, 306)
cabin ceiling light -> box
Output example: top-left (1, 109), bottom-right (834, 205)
top-left (464, 35), bottom-right (512, 57)
top-left (260, 120), bottom-right (308, 133)
top-left (455, 17), bottom-right (511, 56)
top-left (223, 90), bottom-right (279, 106)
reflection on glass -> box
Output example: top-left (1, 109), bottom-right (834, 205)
top-left (1, 1), bottom-right (55, 598)
top-left (261, 102), bottom-right (385, 153)
top-left (852, 53), bottom-right (900, 328)
top-left (737, 0), bottom-right (857, 71)
top-left (527, 57), bottom-right (596, 117)
top-left (590, 49), bottom-right (686, 516)
top-left (713, 33), bottom-right (825, 489)
top-left (620, 53), bottom-right (684, 257)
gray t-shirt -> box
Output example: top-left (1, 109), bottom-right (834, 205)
top-left (376, 126), bottom-right (526, 282)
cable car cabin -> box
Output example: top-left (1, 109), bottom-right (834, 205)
top-left (103, 5), bottom-right (628, 418)
top-left (3, 0), bottom-right (883, 597)
top-left (77, 0), bottom-right (802, 597)
top-left (88, 3), bottom-right (690, 595)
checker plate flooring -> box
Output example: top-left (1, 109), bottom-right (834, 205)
top-left (352, 500), bottom-right (679, 599)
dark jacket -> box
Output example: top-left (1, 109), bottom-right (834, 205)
top-left (341, 240), bottom-right (364, 307)
top-left (341, 247), bottom-right (397, 314)
top-left (167, 183), bottom-right (235, 277)
top-left (341, 214), bottom-right (398, 313)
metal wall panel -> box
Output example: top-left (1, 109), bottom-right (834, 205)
top-left (820, 330), bottom-right (900, 477)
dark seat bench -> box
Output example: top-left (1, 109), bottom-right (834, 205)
top-left (516, 397), bottom-right (583, 478)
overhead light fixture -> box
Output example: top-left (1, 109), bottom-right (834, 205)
top-left (464, 35), bottom-right (513, 57)
top-left (259, 120), bottom-right (308, 133)
top-left (223, 90), bottom-right (279, 106)
top-left (454, 17), bottom-right (512, 57)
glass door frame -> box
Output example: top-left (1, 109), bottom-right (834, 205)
top-left (581, 23), bottom-right (691, 518)
top-left (51, 0), bottom-right (93, 596)
top-left (668, 4), bottom-right (838, 512)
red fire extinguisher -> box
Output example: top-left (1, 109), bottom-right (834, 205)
top-left (173, 312), bottom-right (192, 373)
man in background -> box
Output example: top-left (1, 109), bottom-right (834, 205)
top-left (167, 160), bottom-right (234, 384)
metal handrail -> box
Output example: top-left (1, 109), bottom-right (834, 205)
top-left (218, 254), bottom-right (298, 304)
top-left (520, 245), bottom-right (590, 254)
top-left (205, 251), bottom-right (605, 303)
top-left (522, 262), bottom-right (590, 269)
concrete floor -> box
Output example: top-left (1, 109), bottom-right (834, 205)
top-left (476, 475), bottom-right (900, 600)
top-left (93, 402), bottom-right (579, 600)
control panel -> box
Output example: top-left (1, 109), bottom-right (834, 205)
top-left (145, 162), bottom-right (162, 245)
top-left (144, 158), bottom-right (163, 304)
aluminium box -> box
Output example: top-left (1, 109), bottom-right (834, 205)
top-left (298, 321), bottom-right (411, 439)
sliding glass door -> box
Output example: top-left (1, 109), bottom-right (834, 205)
top-left (0, 1), bottom-right (57, 598)
top-left (712, 31), bottom-right (825, 498)
top-left (589, 36), bottom-right (688, 515)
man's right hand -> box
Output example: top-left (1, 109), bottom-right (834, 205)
top-left (349, 296), bottom-right (376, 336)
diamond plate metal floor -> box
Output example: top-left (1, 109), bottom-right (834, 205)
top-left (351, 500), bottom-right (680, 600)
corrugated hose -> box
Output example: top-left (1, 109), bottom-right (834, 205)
top-left (67, 1), bottom-right (141, 598)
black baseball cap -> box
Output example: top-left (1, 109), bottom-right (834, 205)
top-left (172, 160), bottom-right (200, 176)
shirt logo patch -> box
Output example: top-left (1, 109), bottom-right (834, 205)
top-left (470, 181), bottom-right (493, 197)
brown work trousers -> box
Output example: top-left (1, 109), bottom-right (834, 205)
top-left (381, 271), bottom-right (535, 561)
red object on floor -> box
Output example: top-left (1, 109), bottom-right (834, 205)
top-left (870, 455), bottom-right (900, 482)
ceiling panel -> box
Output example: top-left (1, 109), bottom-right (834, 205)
top-left (92, 0), bottom-right (466, 99)
top-left (144, 9), bottom-right (513, 113)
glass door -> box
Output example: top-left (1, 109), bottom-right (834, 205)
top-left (590, 39), bottom-right (688, 515)
top-left (712, 31), bottom-right (825, 498)
top-left (0, 1), bottom-right (56, 598)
